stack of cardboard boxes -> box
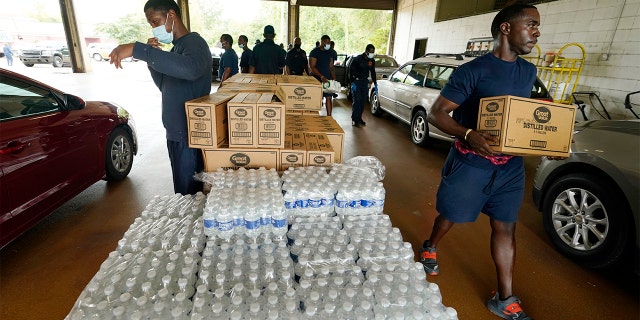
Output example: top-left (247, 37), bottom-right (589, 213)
top-left (185, 74), bottom-right (344, 171)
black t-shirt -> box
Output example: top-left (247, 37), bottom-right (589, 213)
top-left (249, 39), bottom-right (286, 74)
top-left (285, 48), bottom-right (308, 75)
top-left (239, 48), bottom-right (252, 72)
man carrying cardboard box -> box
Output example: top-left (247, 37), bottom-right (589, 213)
top-left (423, 4), bottom-right (550, 320)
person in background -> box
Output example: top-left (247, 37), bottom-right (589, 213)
top-left (3, 43), bottom-right (13, 66)
top-left (329, 41), bottom-right (338, 63)
top-left (349, 44), bottom-right (377, 128)
top-left (309, 35), bottom-right (336, 116)
top-left (284, 37), bottom-right (310, 76)
top-left (249, 25), bottom-right (285, 74)
top-left (287, 43), bottom-right (293, 51)
top-left (218, 33), bottom-right (238, 83)
top-left (422, 3), bottom-right (543, 319)
top-left (108, 0), bottom-right (212, 195)
top-left (238, 35), bottom-right (252, 73)
top-left (329, 41), bottom-right (339, 98)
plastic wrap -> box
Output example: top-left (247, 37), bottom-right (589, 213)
top-left (340, 155), bottom-right (386, 181)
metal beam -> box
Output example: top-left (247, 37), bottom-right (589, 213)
top-left (58, 0), bottom-right (89, 73)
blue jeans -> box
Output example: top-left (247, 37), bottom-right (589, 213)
top-left (352, 79), bottom-right (368, 123)
top-left (167, 140), bottom-right (204, 195)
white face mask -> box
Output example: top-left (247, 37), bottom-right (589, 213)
top-left (368, 53), bottom-right (375, 59)
top-left (324, 44), bottom-right (330, 50)
top-left (239, 44), bottom-right (245, 49)
top-left (152, 13), bottom-right (174, 44)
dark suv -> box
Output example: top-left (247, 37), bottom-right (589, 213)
top-left (19, 43), bottom-right (71, 68)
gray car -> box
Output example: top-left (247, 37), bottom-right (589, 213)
top-left (532, 119), bottom-right (639, 269)
top-left (370, 53), bottom-right (552, 146)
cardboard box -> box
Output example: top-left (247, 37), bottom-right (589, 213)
top-left (185, 92), bottom-right (236, 149)
top-left (203, 147), bottom-right (279, 171)
top-left (257, 93), bottom-right (285, 149)
top-left (279, 132), bottom-right (306, 170)
top-left (285, 114), bottom-right (345, 162)
top-left (222, 74), bottom-right (277, 87)
top-left (228, 92), bottom-right (260, 147)
top-left (304, 133), bottom-right (334, 166)
top-left (276, 75), bottom-right (323, 111)
top-left (477, 95), bottom-right (576, 157)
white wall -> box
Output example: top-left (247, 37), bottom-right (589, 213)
top-left (394, 0), bottom-right (640, 119)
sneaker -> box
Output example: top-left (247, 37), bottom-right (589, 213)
top-left (352, 121), bottom-right (364, 128)
top-left (359, 120), bottom-right (367, 126)
top-left (420, 240), bottom-right (439, 275)
top-left (486, 293), bottom-right (532, 320)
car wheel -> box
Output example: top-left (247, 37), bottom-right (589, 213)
top-left (105, 127), bottom-right (134, 181)
top-left (542, 173), bottom-right (630, 268)
top-left (370, 91), bottom-right (383, 116)
top-left (25, 63), bottom-right (34, 67)
top-left (411, 109), bottom-right (430, 146)
top-left (92, 53), bottom-right (103, 61)
top-left (53, 55), bottom-right (63, 68)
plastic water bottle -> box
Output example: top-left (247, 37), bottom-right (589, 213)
top-left (271, 206), bottom-right (288, 241)
top-left (203, 208), bottom-right (216, 237)
top-left (372, 182), bottom-right (386, 214)
top-left (335, 190), bottom-right (348, 215)
top-left (244, 202), bottom-right (261, 243)
top-left (216, 207), bottom-right (234, 242)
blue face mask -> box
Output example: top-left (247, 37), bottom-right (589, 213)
top-left (324, 44), bottom-right (331, 50)
top-left (152, 13), bottom-right (174, 44)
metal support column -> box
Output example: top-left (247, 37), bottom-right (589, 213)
top-left (177, 0), bottom-right (190, 31)
top-left (58, 0), bottom-right (89, 73)
top-left (288, 1), bottom-right (300, 44)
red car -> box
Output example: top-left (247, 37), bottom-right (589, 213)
top-left (0, 68), bottom-right (137, 248)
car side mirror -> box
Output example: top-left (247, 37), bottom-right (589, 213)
top-left (64, 93), bottom-right (85, 110)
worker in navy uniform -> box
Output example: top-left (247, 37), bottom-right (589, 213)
top-left (237, 35), bottom-right (252, 73)
top-left (349, 44), bottom-right (377, 127)
top-left (309, 35), bottom-right (336, 116)
top-left (284, 37), bottom-right (310, 75)
top-left (249, 25), bottom-right (286, 74)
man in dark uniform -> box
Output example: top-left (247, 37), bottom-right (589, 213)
top-left (284, 37), bottom-right (310, 75)
top-left (309, 35), bottom-right (336, 116)
top-left (422, 4), bottom-right (543, 319)
top-left (219, 33), bottom-right (238, 83)
top-left (349, 44), bottom-right (377, 127)
top-left (109, 0), bottom-right (211, 195)
top-left (249, 25), bottom-right (285, 74)
top-left (238, 35), bottom-right (252, 73)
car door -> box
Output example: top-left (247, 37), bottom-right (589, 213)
top-left (378, 64), bottom-right (414, 118)
top-left (333, 53), bottom-right (348, 84)
top-left (422, 64), bottom-right (457, 139)
top-left (0, 75), bottom-right (98, 233)
top-left (395, 62), bottom-right (429, 121)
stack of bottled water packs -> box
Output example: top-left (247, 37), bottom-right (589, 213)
top-left (66, 193), bottom-right (207, 320)
top-left (66, 161), bottom-right (458, 319)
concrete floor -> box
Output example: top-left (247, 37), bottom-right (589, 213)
top-left (0, 62), bottom-right (638, 319)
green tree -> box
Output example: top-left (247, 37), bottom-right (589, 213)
top-left (95, 13), bottom-right (149, 44)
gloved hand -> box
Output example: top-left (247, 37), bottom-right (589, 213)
top-left (374, 83), bottom-right (378, 92)
top-left (351, 82), bottom-right (357, 93)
